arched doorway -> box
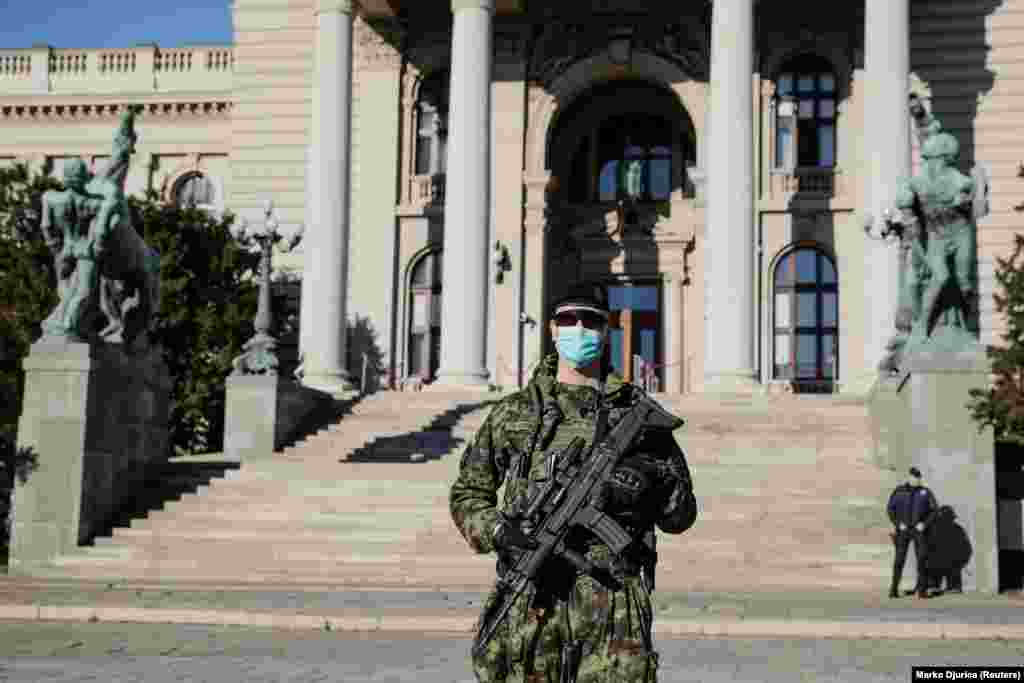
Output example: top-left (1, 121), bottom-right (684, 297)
top-left (406, 249), bottom-right (442, 381)
top-left (772, 244), bottom-right (838, 392)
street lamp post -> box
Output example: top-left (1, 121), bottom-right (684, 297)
top-left (230, 198), bottom-right (304, 376)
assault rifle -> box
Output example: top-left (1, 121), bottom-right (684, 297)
top-left (471, 395), bottom-right (683, 658)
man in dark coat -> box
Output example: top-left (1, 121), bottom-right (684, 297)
top-left (887, 466), bottom-right (939, 598)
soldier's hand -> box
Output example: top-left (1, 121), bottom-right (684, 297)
top-left (493, 516), bottom-right (538, 552)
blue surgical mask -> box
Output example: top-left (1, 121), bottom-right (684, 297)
top-left (556, 326), bottom-right (604, 368)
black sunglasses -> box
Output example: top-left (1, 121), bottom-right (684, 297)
top-left (553, 311), bottom-right (607, 330)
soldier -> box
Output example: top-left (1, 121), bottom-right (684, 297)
top-left (887, 467), bottom-right (939, 599)
top-left (450, 282), bottom-right (697, 683)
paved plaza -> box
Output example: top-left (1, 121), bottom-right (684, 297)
top-left (2, 620), bottom-right (1024, 682)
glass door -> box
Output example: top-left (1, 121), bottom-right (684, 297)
top-left (606, 284), bottom-right (662, 390)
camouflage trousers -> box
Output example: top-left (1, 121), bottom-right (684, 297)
top-left (471, 574), bottom-right (659, 683)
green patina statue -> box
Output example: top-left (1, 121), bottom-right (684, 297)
top-left (881, 101), bottom-right (986, 371)
top-left (38, 109), bottom-right (160, 347)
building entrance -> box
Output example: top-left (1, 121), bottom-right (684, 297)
top-left (606, 284), bottom-right (661, 390)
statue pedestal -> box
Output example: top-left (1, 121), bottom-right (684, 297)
top-left (902, 349), bottom-right (999, 593)
top-left (868, 373), bottom-right (911, 472)
top-left (9, 339), bottom-right (172, 573)
top-left (225, 375), bottom-right (334, 461)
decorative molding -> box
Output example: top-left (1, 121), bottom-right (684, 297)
top-left (528, 17), bottom-right (708, 90)
top-left (356, 16), bottom-right (403, 72)
top-left (0, 100), bottom-right (232, 121)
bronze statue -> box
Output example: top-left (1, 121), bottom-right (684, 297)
top-left (881, 98), bottom-right (984, 370)
top-left (38, 109), bottom-right (160, 348)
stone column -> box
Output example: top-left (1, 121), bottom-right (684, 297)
top-left (303, 0), bottom-right (355, 395)
top-left (433, 0), bottom-right (494, 389)
top-left (863, 0), bottom-right (911, 377)
top-left (704, 0), bottom-right (756, 392)
top-left (664, 273), bottom-right (685, 394)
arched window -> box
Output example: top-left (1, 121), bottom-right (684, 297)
top-left (173, 172), bottom-right (216, 208)
top-left (407, 250), bottom-right (443, 381)
top-left (774, 55), bottom-right (837, 170)
top-left (773, 246), bottom-right (838, 387)
top-left (569, 113), bottom-right (680, 203)
top-left (414, 71), bottom-right (449, 176)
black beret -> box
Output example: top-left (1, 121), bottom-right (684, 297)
top-left (551, 282), bottom-right (610, 317)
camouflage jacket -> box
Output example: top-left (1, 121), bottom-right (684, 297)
top-left (449, 354), bottom-right (697, 566)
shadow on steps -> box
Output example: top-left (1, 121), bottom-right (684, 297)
top-left (343, 400), bottom-right (497, 463)
top-left (82, 460), bottom-right (242, 546)
top-left (276, 394), bottom-right (364, 453)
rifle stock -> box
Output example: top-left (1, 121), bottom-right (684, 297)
top-left (471, 395), bottom-right (679, 659)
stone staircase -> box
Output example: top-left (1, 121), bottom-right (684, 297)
top-left (23, 390), bottom-right (907, 594)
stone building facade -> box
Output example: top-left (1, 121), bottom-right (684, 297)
top-left (1, 0), bottom-right (1020, 396)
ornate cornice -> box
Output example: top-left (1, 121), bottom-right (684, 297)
top-left (0, 100), bottom-right (233, 121)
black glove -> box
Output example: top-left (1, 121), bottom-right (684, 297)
top-left (492, 514), bottom-right (539, 552)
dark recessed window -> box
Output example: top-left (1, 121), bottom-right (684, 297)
top-left (414, 71), bottom-right (448, 176)
top-left (774, 56), bottom-right (837, 170)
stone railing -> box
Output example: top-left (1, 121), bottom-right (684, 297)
top-left (410, 173), bottom-right (446, 207)
top-left (770, 167), bottom-right (844, 198)
top-left (0, 44), bottom-right (233, 95)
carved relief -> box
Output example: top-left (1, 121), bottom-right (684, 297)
top-left (0, 100), bottom-right (232, 121)
top-left (528, 16), bottom-right (708, 90)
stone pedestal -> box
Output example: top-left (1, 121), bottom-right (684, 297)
top-left (902, 350), bottom-right (999, 593)
top-left (9, 340), bottom-right (171, 573)
top-left (225, 375), bottom-right (333, 461)
top-left (868, 374), bottom-right (911, 472)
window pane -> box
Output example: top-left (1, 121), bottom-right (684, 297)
top-left (774, 254), bottom-right (794, 287)
top-left (639, 328), bottom-right (657, 364)
top-left (818, 124), bottom-right (835, 167)
top-left (822, 333), bottom-right (837, 378)
top-left (795, 250), bottom-right (817, 283)
top-left (430, 294), bottom-right (442, 327)
top-left (412, 291), bottom-right (428, 328)
top-left (607, 286), bottom-right (627, 311)
top-left (609, 328), bottom-right (624, 376)
top-left (652, 146), bottom-right (672, 157)
top-left (796, 334), bottom-right (817, 378)
top-left (822, 291), bottom-right (837, 326)
top-left (797, 119), bottom-right (818, 166)
top-left (778, 74), bottom-right (793, 95)
top-left (776, 121), bottom-right (793, 169)
top-left (774, 333), bottom-right (792, 378)
top-left (649, 159), bottom-right (671, 199)
top-left (625, 286), bottom-right (659, 312)
top-left (819, 73), bottom-right (835, 93)
top-left (599, 161), bottom-right (618, 201)
top-left (798, 99), bottom-right (815, 119)
top-left (415, 136), bottom-right (431, 175)
top-left (411, 257), bottom-right (429, 285)
top-left (775, 292), bottom-right (791, 328)
top-left (798, 75), bottom-right (815, 92)
top-left (821, 256), bottom-right (836, 284)
top-left (819, 99), bottom-right (835, 119)
top-left (409, 333), bottom-right (425, 376)
top-left (797, 291), bottom-right (817, 327)
top-left (625, 144), bottom-right (644, 159)
top-left (418, 109), bottom-right (436, 135)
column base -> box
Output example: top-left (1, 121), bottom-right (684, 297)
top-left (428, 370), bottom-right (491, 392)
top-left (702, 371), bottom-right (761, 395)
top-left (301, 371), bottom-right (358, 399)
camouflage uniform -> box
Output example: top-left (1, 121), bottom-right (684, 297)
top-left (450, 354), bottom-right (697, 683)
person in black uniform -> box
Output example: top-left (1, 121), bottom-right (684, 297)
top-left (887, 466), bottom-right (939, 598)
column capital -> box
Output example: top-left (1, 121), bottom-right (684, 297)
top-left (315, 0), bottom-right (353, 16)
top-left (451, 0), bottom-right (495, 12)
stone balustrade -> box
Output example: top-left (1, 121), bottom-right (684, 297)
top-left (770, 166), bottom-right (843, 197)
top-left (0, 45), bottom-right (233, 96)
top-left (410, 173), bottom-right (446, 207)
